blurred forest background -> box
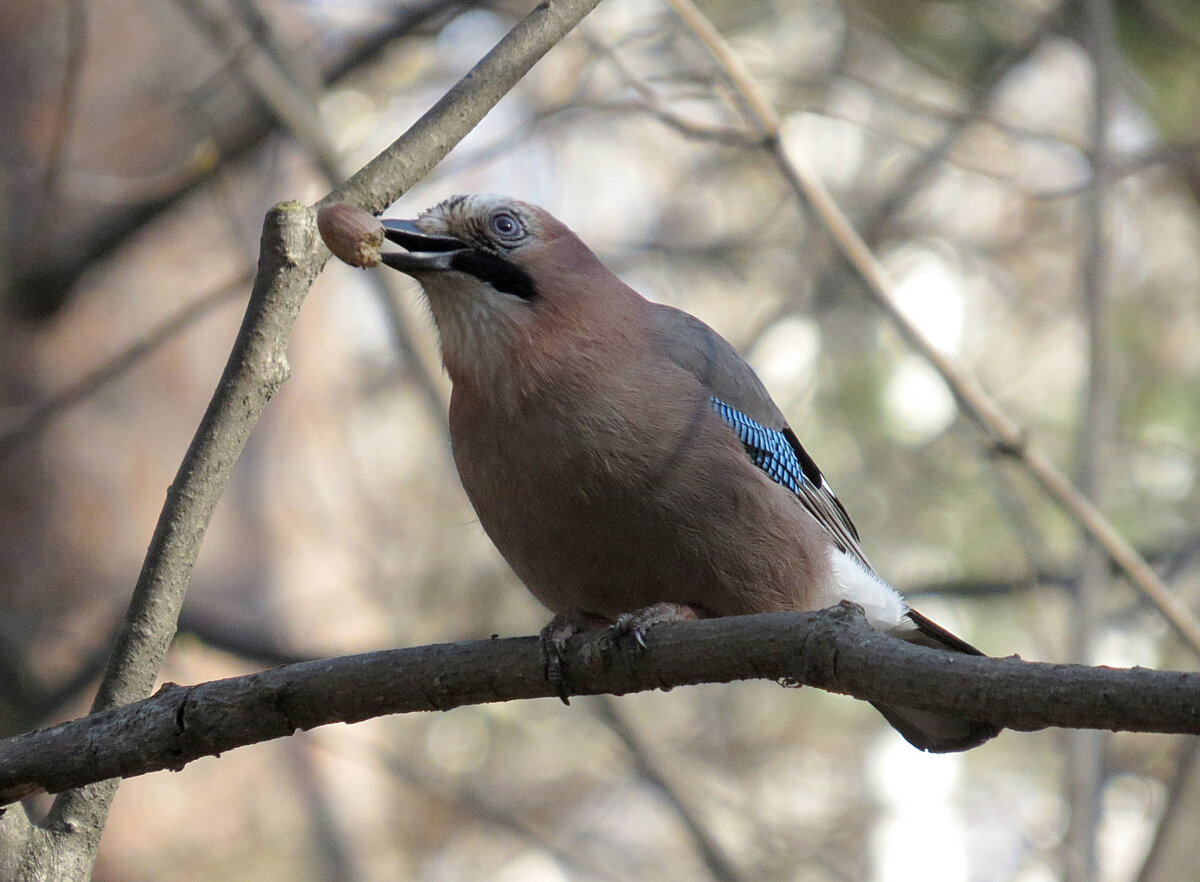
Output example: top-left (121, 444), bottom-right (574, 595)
top-left (5, 0), bottom-right (1200, 879)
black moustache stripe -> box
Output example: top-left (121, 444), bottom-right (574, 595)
top-left (450, 250), bottom-right (538, 301)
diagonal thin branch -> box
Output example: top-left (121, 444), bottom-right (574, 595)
top-left (33, 0), bottom-right (88, 248)
top-left (664, 0), bottom-right (1200, 657)
top-left (0, 272), bottom-right (250, 463)
top-left (593, 696), bottom-right (745, 882)
top-left (6, 2), bottom-right (606, 878)
top-left (175, 0), bottom-right (341, 183)
top-left (340, 737), bottom-right (632, 882)
top-left (174, 0), bottom-right (450, 430)
top-left (11, 2), bottom-right (471, 318)
top-left (1133, 736), bottom-right (1200, 882)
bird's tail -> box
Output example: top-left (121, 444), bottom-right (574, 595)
top-left (870, 609), bottom-right (1001, 753)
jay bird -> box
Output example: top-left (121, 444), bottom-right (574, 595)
top-left (371, 194), bottom-right (999, 753)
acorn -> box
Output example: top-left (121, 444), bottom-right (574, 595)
top-left (317, 203), bottom-right (385, 268)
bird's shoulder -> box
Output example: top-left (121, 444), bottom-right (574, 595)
top-left (648, 303), bottom-right (784, 427)
top-left (647, 303), bottom-right (872, 570)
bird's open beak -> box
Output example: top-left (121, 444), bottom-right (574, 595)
top-left (380, 219), bottom-right (466, 272)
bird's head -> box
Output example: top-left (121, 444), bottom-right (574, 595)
top-left (379, 195), bottom-right (640, 397)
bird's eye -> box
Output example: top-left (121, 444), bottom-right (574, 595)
top-left (490, 211), bottom-right (522, 240)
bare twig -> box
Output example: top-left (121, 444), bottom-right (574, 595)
top-left (34, 0), bottom-right (88, 245)
top-left (849, 2), bottom-right (1065, 245)
top-left (340, 738), bottom-right (632, 882)
top-left (5, 2), bottom-right (605, 878)
top-left (1065, 1), bottom-right (1119, 878)
top-left (174, 0), bottom-right (449, 427)
top-left (664, 0), bottom-right (1200, 657)
top-left (6, 605), bottom-right (1200, 803)
top-left (593, 697), bottom-right (745, 882)
top-left (0, 272), bottom-right (250, 463)
top-left (11, 2), bottom-right (470, 317)
top-left (1134, 737), bottom-right (1200, 882)
top-left (584, 31), bottom-right (753, 145)
top-left (738, 6), bottom-right (1062, 372)
top-left (176, 0), bottom-right (341, 181)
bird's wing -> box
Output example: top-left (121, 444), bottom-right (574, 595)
top-left (650, 305), bottom-right (786, 426)
top-left (651, 304), bottom-right (874, 573)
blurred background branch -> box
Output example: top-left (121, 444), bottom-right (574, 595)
top-left (1, 0), bottom-right (604, 878)
top-left (0, 270), bottom-right (251, 464)
top-left (5, 0), bottom-right (1200, 879)
top-left (667, 0), bottom-right (1200, 656)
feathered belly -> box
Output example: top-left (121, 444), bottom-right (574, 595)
top-left (450, 398), bottom-right (834, 621)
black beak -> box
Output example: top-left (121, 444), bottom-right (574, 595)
top-left (380, 219), bottom-right (466, 272)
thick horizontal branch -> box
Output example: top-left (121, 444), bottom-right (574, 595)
top-left (1, 604), bottom-right (1198, 803)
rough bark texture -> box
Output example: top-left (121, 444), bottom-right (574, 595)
top-left (1, 1), bottom-right (606, 877)
top-left (1, 604), bottom-right (1198, 803)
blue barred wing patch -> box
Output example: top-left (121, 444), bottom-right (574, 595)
top-left (710, 397), bottom-right (804, 494)
top-left (709, 395), bottom-right (871, 570)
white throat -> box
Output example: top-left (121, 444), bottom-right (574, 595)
top-left (418, 272), bottom-right (533, 399)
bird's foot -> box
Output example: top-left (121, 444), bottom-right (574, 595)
top-left (539, 610), bottom-right (609, 705)
top-left (613, 602), bottom-right (707, 651)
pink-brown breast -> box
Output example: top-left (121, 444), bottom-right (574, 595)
top-left (445, 302), bottom-right (834, 621)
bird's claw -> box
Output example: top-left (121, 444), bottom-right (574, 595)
top-left (613, 612), bottom-right (650, 651)
top-left (539, 605), bottom-right (704, 702)
top-left (538, 610), bottom-right (608, 705)
top-left (538, 622), bottom-right (575, 705)
top-left (611, 602), bottom-right (705, 653)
